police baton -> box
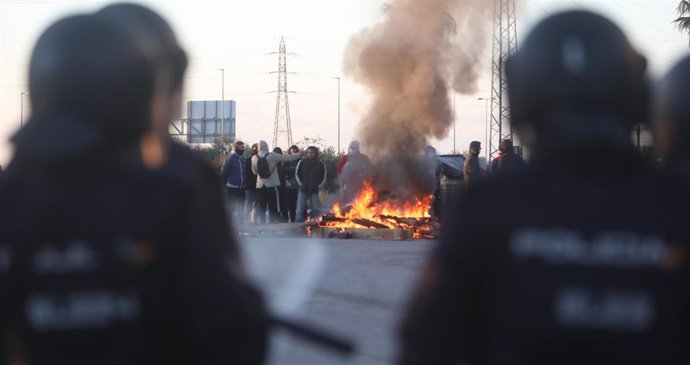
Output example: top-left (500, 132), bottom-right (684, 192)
top-left (270, 315), bottom-right (356, 356)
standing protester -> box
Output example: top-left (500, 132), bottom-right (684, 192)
top-left (273, 147), bottom-right (289, 223)
top-left (295, 146), bottom-right (327, 222)
top-left (283, 145), bottom-right (301, 222)
top-left (0, 12), bottom-right (266, 365)
top-left (463, 140), bottom-right (485, 187)
top-left (424, 146), bottom-right (443, 220)
top-left (245, 143), bottom-right (259, 223)
top-left (399, 11), bottom-right (690, 365)
top-left (252, 140), bottom-right (301, 224)
top-left (489, 139), bottom-right (525, 176)
top-left (338, 140), bottom-right (372, 202)
top-left (220, 141), bottom-right (247, 224)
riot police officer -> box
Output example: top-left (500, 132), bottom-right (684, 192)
top-left (0, 13), bottom-right (266, 365)
top-left (655, 56), bottom-right (690, 180)
top-left (399, 11), bottom-right (690, 365)
top-left (96, 3), bottom-right (246, 265)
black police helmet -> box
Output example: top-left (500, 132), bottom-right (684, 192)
top-left (25, 14), bottom-right (155, 149)
top-left (506, 11), bottom-right (648, 138)
top-left (655, 56), bottom-right (690, 160)
top-left (97, 3), bottom-right (188, 96)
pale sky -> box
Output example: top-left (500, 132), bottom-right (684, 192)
top-left (0, 0), bottom-right (687, 165)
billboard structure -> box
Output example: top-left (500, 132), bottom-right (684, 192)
top-left (181, 100), bottom-right (236, 144)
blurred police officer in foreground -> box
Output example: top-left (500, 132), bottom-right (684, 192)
top-left (399, 11), bottom-right (690, 365)
top-left (0, 11), bottom-right (266, 365)
top-left (96, 3), bottom-right (246, 265)
top-left (655, 56), bottom-right (690, 182)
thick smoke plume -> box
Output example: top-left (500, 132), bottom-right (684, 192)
top-left (344, 0), bottom-right (491, 198)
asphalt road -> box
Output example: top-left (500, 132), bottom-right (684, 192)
top-left (240, 235), bottom-right (435, 365)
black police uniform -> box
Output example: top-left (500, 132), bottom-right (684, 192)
top-left (399, 10), bottom-right (690, 365)
top-left (400, 145), bottom-right (690, 365)
top-left (165, 142), bottom-right (242, 262)
top-left (0, 131), bottom-right (267, 365)
top-left (0, 13), bottom-right (266, 364)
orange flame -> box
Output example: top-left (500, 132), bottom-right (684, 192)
top-left (319, 182), bottom-right (434, 235)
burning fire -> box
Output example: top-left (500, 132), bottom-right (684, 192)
top-left (314, 182), bottom-right (437, 239)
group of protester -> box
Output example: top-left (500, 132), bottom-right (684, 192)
top-left (2, 4), bottom-right (690, 365)
top-left (220, 140), bottom-right (326, 224)
top-left (462, 138), bottom-right (525, 186)
top-left (220, 139), bottom-right (380, 224)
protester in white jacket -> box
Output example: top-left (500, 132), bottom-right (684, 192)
top-left (251, 140), bottom-right (302, 224)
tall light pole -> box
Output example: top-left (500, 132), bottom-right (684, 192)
top-left (334, 77), bottom-right (341, 153)
top-left (20, 92), bottom-right (29, 128)
top-left (216, 68), bottom-right (225, 145)
top-left (477, 97), bottom-right (493, 159)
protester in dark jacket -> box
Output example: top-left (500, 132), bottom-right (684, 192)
top-left (0, 12), bottom-right (266, 365)
top-left (283, 145), bottom-right (301, 222)
top-left (489, 139), bottom-right (525, 176)
top-left (273, 147), bottom-right (289, 222)
top-left (245, 143), bottom-right (259, 223)
top-left (220, 141), bottom-right (247, 224)
top-left (295, 146), bottom-right (326, 221)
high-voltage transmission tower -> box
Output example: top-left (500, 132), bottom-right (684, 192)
top-left (489, 0), bottom-right (518, 161)
top-left (270, 37), bottom-right (295, 149)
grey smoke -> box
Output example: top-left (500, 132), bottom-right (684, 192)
top-left (343, 0), bottom-right (492, 198)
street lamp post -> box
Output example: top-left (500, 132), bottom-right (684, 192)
top-left (334, 77), bottom-right (341, 153)
top-left (477, 97), bottom-right (493, 159)
top-left (217, 68), bottom-right (225, 145)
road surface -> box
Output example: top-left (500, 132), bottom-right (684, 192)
top-left (240, 235), bottom-right (435, 365)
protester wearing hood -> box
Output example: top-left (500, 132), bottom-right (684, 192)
top-left (295, 146), bottom-right (327, 222)
top-left (251, 140), bottom-right (302, 224)
top-left (339, 140), bottom-right (372, 202)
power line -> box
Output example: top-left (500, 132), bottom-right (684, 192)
top-left (529, 0), bottom-right (552, 16)
top-left (0, 0), bottom-right (81, 5)
top-left (610, 0), bottom-right (678, 37)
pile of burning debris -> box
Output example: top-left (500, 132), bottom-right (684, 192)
top-left (308, 182), bottom-right (440, 240)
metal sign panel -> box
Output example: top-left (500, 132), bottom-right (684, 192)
top-left (186, 100), bottom-right (236, 143)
